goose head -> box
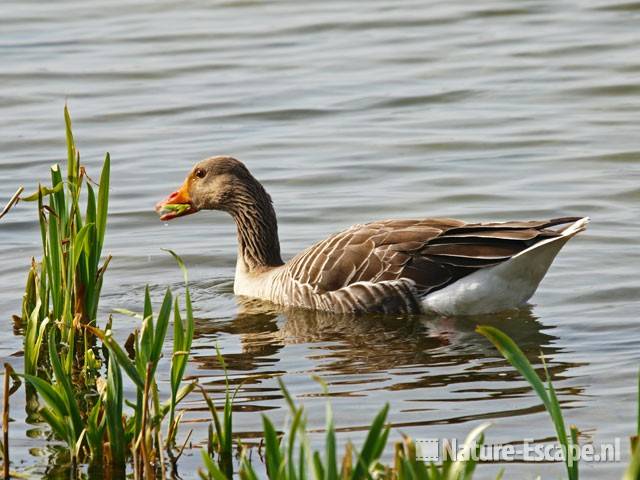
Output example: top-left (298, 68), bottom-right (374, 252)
top-left (155, 156), bottom-right (257, 221)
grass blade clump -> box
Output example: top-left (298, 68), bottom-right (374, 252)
top-left (477, 325), bottom-right (578, 480)
top-left (199, 346), bottom-right (236, 479)
top-left (89, 252), bottom-right (196, 476)
top-left (105, 352), bottom-right (126, 471)
top-left (20, 106), bottom-right (111, 386)
top-left (22, 242), bottom-right (195, 476)
top-left (165, 250), bottom-right (195, 448)
top-left (200, 374), bottom-right (488, 480)
top-left (24, 329), bottom-right (84, 465)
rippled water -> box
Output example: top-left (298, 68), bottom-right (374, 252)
top-left (1, 0), bottom-right (639, 478)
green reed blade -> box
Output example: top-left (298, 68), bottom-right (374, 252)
top-left (86, 182), bottom-right (96, 227)
top-left (63, 239), bottom-right (75, 328)
top-left (23, 374), bottom-right (69, 418)
top-left (403, 438), bottom-right (429, 479)
top-left (86, 396), bottom-right (105, 464)
top-left (139, 314), bottom-right (154, 369)
top-left (89, 326), bottom-right (145, 390)
top-left (72, 176), bottom-right (83, 232)
top-left (150, 287), bottom-right (172, 366)
top-left (163, 249), bottom-right (189, 284)
top-left (21, 183), bottom-right (64, 202)
top-left (84, 183), bottom-right (98, 310)
top-left (63, 323), bottom-right (76, 374)
top-left (298, 440), bottom-right (307, 480)
top-left (24, 287), bottom-right (40, 355)
top-left (477, 326), bottom-right (551, 410)
top-left (624, 436), bottom-right (640, 480)
top-left (38, 406), bottom-right (69, 442)
top-left (86, 189), bottom-right (96, 250)
top-left (543, 360), bottom-right (576, 480)
top-left (106, 352), bottom-right (126, 467)
top-left (477, 326), bottom-right (576, 480)
top-left (199, 360), bottom-right (233, 478)
top-left (200, 387), bottom-right (224, 447)
top-left (173, 299), bottom-right (184, 354)
top-left (170, 322), bottom-right (185, 384)
top-left (325, 399), bottom-right (338, 480)
top-left (200, 448), bottom-right (228, 480)
top-left (39, 260), bottom-right (49, 322)
top-left (218, 351), bottom-right (236, 471)
top-left (113, 308), bottom-right (144, 319)
top-left (449, 425), bottom-right (489, 480)
top-left (372, 427), bottom-right (389, 467)
top-left (37, 186), bottom-right (47, 260)
top-left (312, 451), bottom-right (325, 480)
top-left (89, 267), bottom-right (107, 321)
top-left (167, 249), bottom-right (195, 437)
top-left (71, 223), bottom-right (93, 271)
top-left (352, 403), bottom-right (389, 480)
top-left (33, 319), bottom-right (50, 369)
top-left (287, 407), bottom-right (304, 480)
top-left (262, 414), bottom-right (282, 478)
top-left (278, 377), bottom-right (296, 413)
top-left (47, 330), bottom-right (83, 438)
top-left (50, 165), bottom-right (67, 231)
top-left (184, 283), bottom-right (194, 353)
top-left (239, 453), bottom-right (260, 480)
top-left (25, 312), bottom-right (48, 376)
top-left (168, 298), bottom-right (186, 444)
top-left (96, 153), bottom-right (110, 251)
top-left (399, 457), bottom-right (414, 480)
top-left (143, 285), bottom-right (153, 322)
top-left (64, 105), bottom-right (75, 180)
top-left (160, 382), bottom-right (196, 418)
top-left (137, 288), bottom-right (154, 368)
top-left (167, 249), bottom-right (196, 428)
top-left (47, 204), bottom-right (62, 318)
top-left (570, 425), bottom-right (579, 480)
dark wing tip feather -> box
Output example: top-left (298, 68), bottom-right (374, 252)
top-left (541, 216), bottom-right (585, 230)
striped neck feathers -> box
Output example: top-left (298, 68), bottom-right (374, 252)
top-left (228, 180), bottom-right (283, 272)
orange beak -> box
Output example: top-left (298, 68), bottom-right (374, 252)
top-left (155, 180), bottom-right (197, 221)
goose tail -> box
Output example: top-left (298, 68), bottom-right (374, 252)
top-left (422, 216), bottom-right (589, 315)
top-left (559, 216), bottom-right (590, 236)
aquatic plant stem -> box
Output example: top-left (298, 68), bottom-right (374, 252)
top-left (140, 362), bottom-right (153, 480)
top-left (2, 364), bottom-right (9, 479)
top-left (0, 186), bottom-right (23, 221)
top-left (152, 382), bottom-right (167, 480)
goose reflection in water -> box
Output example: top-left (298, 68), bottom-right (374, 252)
top-left (190, 298), bottom-right (584, 407)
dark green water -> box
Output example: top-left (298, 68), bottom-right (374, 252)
top-left (1, 1), bottom-right (639, 478)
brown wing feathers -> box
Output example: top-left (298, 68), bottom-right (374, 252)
top-left (285, 217), bottom-right (581, 303)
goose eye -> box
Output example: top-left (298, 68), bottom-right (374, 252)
top-left (195, 169), bottom-right (206, 179)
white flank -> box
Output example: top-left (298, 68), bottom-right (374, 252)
top-left (421, 217), bottom-right (589, 315)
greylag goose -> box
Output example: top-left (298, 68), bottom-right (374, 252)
top-left (156, 156), bottom-right (588, 315)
